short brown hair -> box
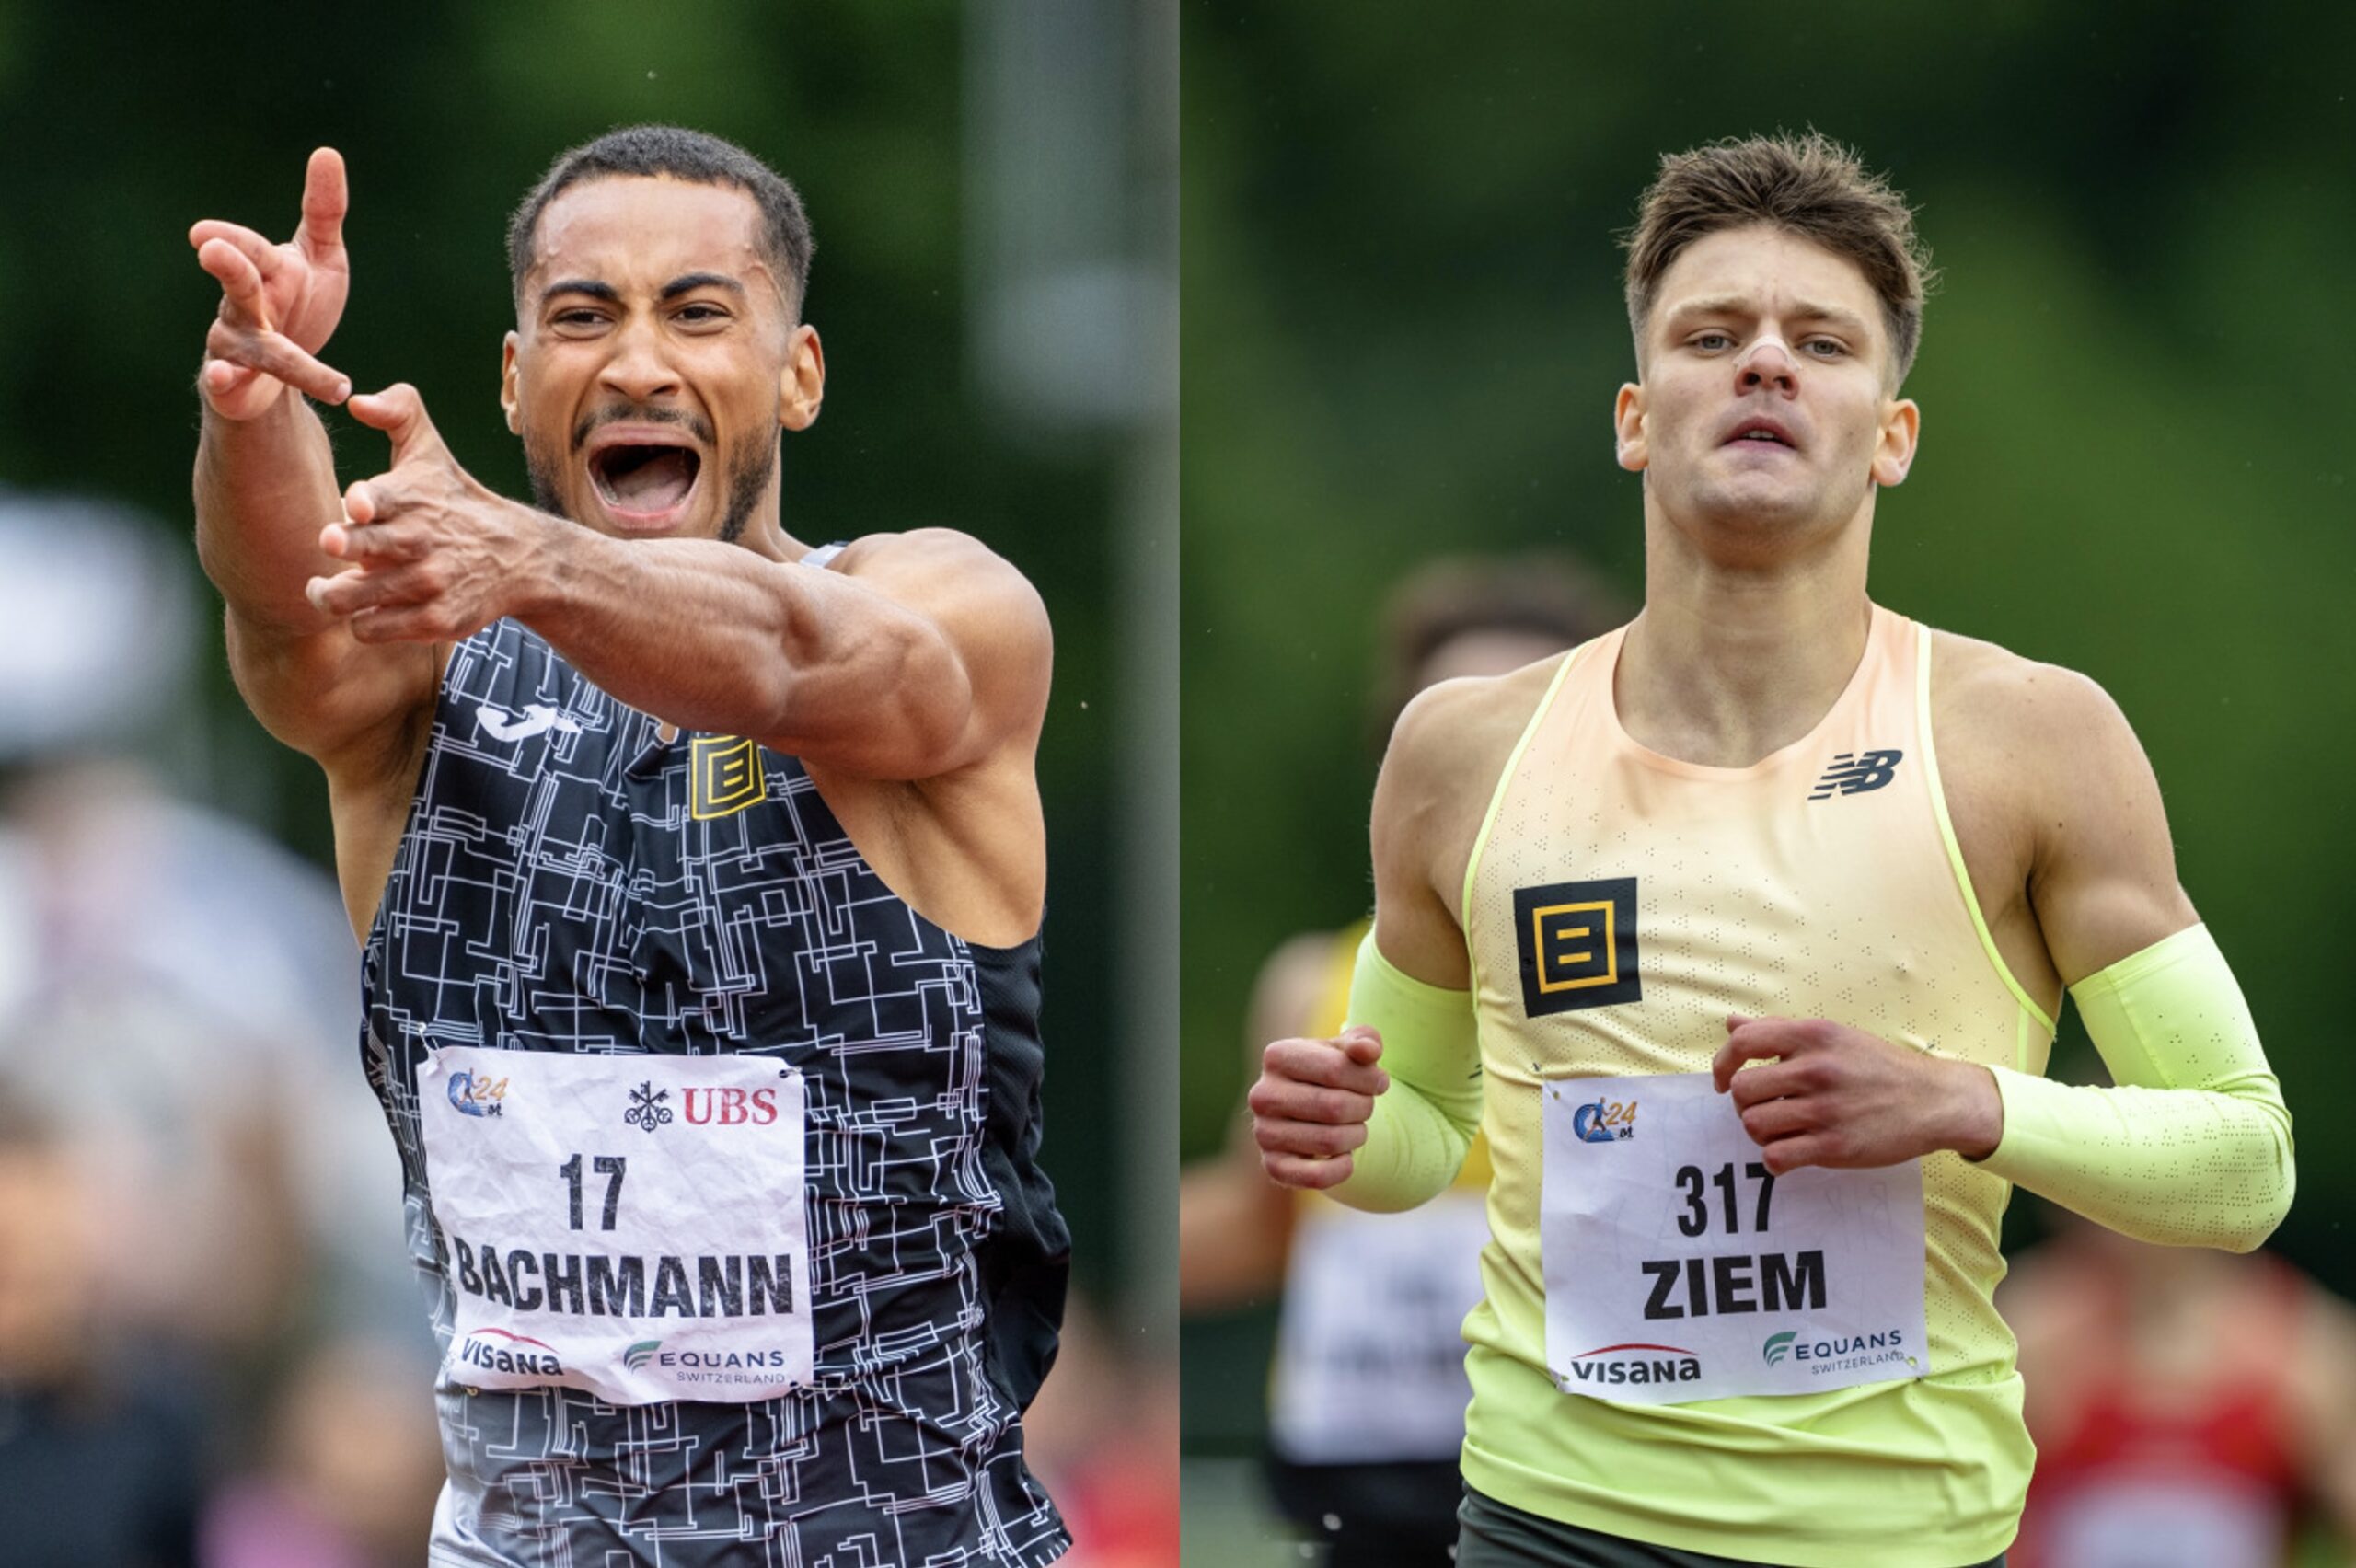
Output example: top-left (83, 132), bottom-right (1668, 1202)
top-left (1623, 132), bottom-right (1935, 384)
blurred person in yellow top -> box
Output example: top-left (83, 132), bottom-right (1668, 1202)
top-left (1181, 557), bottom-right (1623, 1568)
top-left (1247, 133), bottom-right (2292, 1568)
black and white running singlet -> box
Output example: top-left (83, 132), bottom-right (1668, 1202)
top-left (360, 593), bottom-right (1069, 1567)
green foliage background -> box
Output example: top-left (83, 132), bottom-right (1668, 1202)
top-left (1182, 0), bottom-right (2356, 1435)
top-left (0, 5), bottom-right (1142, 1298)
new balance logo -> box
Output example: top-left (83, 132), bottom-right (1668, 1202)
top-left (476, 703), bottom-right (583, 744)
top-left (1808, 749), bottom-right (1903, 800)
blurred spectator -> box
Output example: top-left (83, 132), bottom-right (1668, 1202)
top-left (2002, 1211), bottom-right (2356, 1567)
top-left (0, 491), bottom-right (438, 1562)
top-left (1177, 554), bottom-right (1623, 1565)
top-left (0, 491), bottom-right (420, 1341)
top-left (199, 1336), bottom-right (444, 1568)
top-left (0, 1087), bottom-right (205, 1567)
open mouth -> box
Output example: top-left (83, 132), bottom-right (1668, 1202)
top-left (1724, 419), bottom-right (1796, 450)
top-left (589, 444), bottom-right (703, 518)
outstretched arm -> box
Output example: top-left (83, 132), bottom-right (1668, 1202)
top-left (306, 384), bottom-right (1049, 785)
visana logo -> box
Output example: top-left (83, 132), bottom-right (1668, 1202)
top-left (1762, 1331), bottom-right (1796, 1366)
top-left (623, 1340), bottom-right (662, 1371)
top-left (624, 1080), bottom-right (674, 1134)
top-left (1562, 1343), bottom-right (1702, 1389)
top-left (1570, 1096), bottom-right (1638, 1144)
top-left (448, 1069), bottom-right (509, 1118)
top-left (458, 1328), bottom-right (562, 1378)
top-left (1808, 749), bottom-right (1904, 801)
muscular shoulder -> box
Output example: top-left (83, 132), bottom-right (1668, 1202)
top-left (1930, 628), bottom-right (2191, 982)
top-left (1931, 630), bottom-right (2155, 827)
top-left (1375, 653), bottom-right (1563, 924)
top-left (1384, 655), bottom-right (1561, 804)
top-left (1931, 630), bottom-right (2130, 755)
top-left (828, 528), bottom-right (1050, 709)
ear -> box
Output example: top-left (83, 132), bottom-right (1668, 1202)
top-left (1871, 397), bottom-right (1920, 487)
top-left (780, 324), bottom-right (825, 432)
top-left (500, 331), bottom-right (522, 435)
top-left (1614, 383), bottom-right (1648, 472)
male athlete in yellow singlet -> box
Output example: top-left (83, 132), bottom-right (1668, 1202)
top-left (1248, 133), bottom-right (2293, 1568)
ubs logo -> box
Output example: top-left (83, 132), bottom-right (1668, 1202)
top-left (1513, 877), bottom-right (1642, 1016)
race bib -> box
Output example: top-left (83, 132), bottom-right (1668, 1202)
top-left (1540, 1071), bottom-right (1925, 1405)
top-left (417, 1046), bottom-right (814, 1405)
top-left (1267, 1190), bottom-right (1488, 1464)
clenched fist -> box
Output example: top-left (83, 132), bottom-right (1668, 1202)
top-left (1249, 1026), bottom-right (1391, 1190)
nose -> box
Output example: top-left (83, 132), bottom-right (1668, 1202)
top-left (597, 316), bottom-right (683, 403)
top-left (1737, 336), bottom-right (1797, 396)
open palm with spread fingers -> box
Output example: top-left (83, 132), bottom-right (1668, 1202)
top-left (191, 146), bottom-right (355, 419)
top-left (308, 384), bottom-right (547, 644)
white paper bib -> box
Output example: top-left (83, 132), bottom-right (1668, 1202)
top-left (1539, 1071), bottom-right (1926, 1405)
top-left (417, 1045), bottom-right (814, 1405)
top-left (1268, 1190), bottom-right (1487, 1463)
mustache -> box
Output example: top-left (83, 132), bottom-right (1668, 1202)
top-left (572, 405), bottom-right (716, 452)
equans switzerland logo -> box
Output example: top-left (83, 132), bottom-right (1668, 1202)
top-left (624, 1340), bottom-right (662, 1371)
top-left (447, 1069), bottom-right (510, 1118)
top-left (1570, 1094), bottom-right (1638, 1144)
top-left (1762, 1331), bottom-right (1796, 1366)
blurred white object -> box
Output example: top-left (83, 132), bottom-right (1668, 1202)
top-left (0, 489), bottom-right (193, 763)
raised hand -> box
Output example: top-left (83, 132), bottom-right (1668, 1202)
top-left (1249, 1026), bottom-right (1391, 1189)
top-left (191, 147), bottom-right (354, 419)
top-left (306, 385), bottom-right (551, 643)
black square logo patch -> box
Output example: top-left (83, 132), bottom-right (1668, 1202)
top-left (1513, 877), bottom-right (1641, 1016)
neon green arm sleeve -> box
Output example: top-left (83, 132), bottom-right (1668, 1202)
top-left (1329, 930), bottom-right (1484, 1214)
top-left (1979, 923), bottom-right (2293, 1251)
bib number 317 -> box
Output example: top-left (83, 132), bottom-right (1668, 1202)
top-left (1539, 1071), bottom-right (1926, 1405)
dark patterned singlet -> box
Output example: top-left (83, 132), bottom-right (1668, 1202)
top-left (360, 593), bottom-right (1069, 1567)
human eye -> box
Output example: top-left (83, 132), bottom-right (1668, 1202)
top-left (1802, 337), bottom-right (1849, 359)
top-left (547, 305), bottom-right (609, 334)
top-left (673, 301), bottom-right (733, 329)
top-left (1690, 329), bottom-right (1735, 352)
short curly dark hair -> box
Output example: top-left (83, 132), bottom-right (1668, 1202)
top-left (507, 124), bottom-right (814, 318)
top-left (1623, 132), bottom-right (1936, 384)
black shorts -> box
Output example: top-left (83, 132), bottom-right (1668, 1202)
top-left (1455, 1486), bottom-right (2006, 1568)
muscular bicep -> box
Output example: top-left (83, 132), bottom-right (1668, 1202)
top-left (768, 530), bottom-right (1049, 781)
top-left (2024, 673), bottom-right (2200, 986)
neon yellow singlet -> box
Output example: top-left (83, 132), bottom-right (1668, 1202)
top-left (1458, 606), bottom-right (2053, 1567)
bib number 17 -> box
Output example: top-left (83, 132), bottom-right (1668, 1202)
top-left (559, 1153), bottom-right (627, 1231)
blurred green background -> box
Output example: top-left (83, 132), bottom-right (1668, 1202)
top-left (0, 0), bottom-right (1173, 1323)
top-left (1179, 0), bottom-right (2356, 1513)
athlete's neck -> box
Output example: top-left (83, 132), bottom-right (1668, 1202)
top-left (1617, 505), bottom-right (1875, 768)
